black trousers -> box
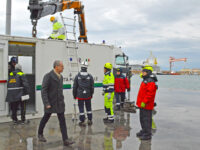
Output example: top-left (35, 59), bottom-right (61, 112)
top-left (10, 101), bottom-right (26, 121)
top-left (115, 92), bottom-right (125, 107)
top-left (38, 112), bottom-right (68, 141)
top-left (139, 108), bottom-right (152, 136)
top-left (78, 99), bottom-right (92, 122)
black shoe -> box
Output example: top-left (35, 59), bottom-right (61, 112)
top-left (13, 120), bottom-right (19, 125)
top-left (136, 130), bottom-right (144, 138)
top-left (20, 120), bottom-right (30, 125)
top-left (115, 105), bottom-right (120, 111)
top-left (38, 134), bottom-right (47, 142)
top-left (103, 117), bottom-right (108, 122)
top-left (140, 135), bottom-right (152, 140)
top-left (63, 139), bottom-right (75, 146)
top-left (104, 119), bottom-right (114, 123)
top-left (79, 121), bottom-right (86, 127)
top-left (88, 120), bottom-right (93, 126)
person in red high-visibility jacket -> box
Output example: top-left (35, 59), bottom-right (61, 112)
top-left (114, 68), bottom-right (130, 110)
top-left (136, 65), bottom-right (157, 140)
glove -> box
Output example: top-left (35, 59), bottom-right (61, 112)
top-left (102, 91), bottom-right (105, 96)
top-left (107, 93), bottom-right (111, 99)
top-left (141, 102), bottom-right (146, 108)
top-left (127, 88), bottom-right (130, 92)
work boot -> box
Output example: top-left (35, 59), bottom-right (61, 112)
top-left (136, 130), bottom-right (144, 138)
top-left (103, 117), bottom-right (108, 122)
top-left (38, 134), bottom-right (47, 142)
top-left (139, 135), bottom-right (152, 140)
top-left (88, 120), bottom-right (93, 126)
top-left (79, 121), bottom-right (86, 127)
top-left (120, 103), bottom-right (124, 108)
top-left (115, 105), bottom-right (120, 111)
top-left (63, 139), bottom-right (75, 146)
top-left (20, 120), bottom-right (30, 125)
top-left (13, 120), bottom-right (19, 125)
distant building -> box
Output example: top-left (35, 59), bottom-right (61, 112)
top-left (130, 64), bottom-right (161, 74)
top-left (180, 68), bottom-right (200, 75)
top-left (130, 64), bottom-right (142, 71)
top-left (130, 52), bottom-right (161, 74)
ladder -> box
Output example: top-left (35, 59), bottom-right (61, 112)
top-left (60, 13), bottom-right (79, 121)
top-left (60, 13), bottom-right (80, 80)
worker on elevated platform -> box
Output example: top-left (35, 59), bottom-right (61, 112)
top-left (49, 16), bottom-right (66, 40)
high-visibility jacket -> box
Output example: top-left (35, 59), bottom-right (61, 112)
top-left (6, 69), bottom-right (29, 102)
top-left (136, 77), bottom-right (157, 110)
top-left (50, 22), bottom-right (66, 40)
top-left (114, 74), bottom-right (130, 93)
top-left (103, 71), bottom-right (115, 93)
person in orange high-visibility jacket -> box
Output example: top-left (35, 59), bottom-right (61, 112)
top-left (136, 65), bottom-right (157, 140)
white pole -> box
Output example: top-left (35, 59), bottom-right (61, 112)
top-left (6, 0), bottom-right (12, 35)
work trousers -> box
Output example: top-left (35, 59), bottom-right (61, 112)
top-left (104, 92), bottom-right (114, 120)
top-left (139, 108), bottom-right (152, 136)
top-left (78, 99), bottom-right (92, 122)
top-left (10, 101), bottom-right (26, 121)
top-left (115, 92), bottom-right (125, 107)
top-left (38, 112), bottom-right (68, 141)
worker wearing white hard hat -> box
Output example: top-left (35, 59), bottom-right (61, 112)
top-left (73, 61), bottom-right (94, 126)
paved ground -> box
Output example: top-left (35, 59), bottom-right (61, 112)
top-left (0, 88), bottom-right (200, 150)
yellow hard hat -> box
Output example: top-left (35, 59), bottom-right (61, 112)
top-left (104, 63), bottom-right (112, 70)
top-left (50, 16), bottom-right (55, 22)
top-left (142, 65), bottom-right (153, 72)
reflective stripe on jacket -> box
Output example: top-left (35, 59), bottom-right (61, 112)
top-left (103, 71), bottom-right (115, 93)
top-left (73, 72), bottom-right (94, 100)
top-left (6, 70), bottom-right (29, 102)
top-left (50, 22), bottom-right (66, 40)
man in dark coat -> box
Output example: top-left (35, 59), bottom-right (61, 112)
top-left (38, 60), bottom-right (74, 146)
top-left (73, 61), bottom-right (94, 126)
top-left (6, 64), bottom-right (30, 124)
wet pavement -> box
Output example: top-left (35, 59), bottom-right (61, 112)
top-left (0, 88), bottom-right (200, 150)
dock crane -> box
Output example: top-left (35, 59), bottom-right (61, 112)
top-left (28, 0), bottom-right (88, 43)
top-left (169, 57), bottom-right (187, 73)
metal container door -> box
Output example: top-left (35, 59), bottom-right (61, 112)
top-left (0, 40), bottom-right (8, 116)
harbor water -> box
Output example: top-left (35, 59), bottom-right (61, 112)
top-left (0, 75), bottom-right (200, 150)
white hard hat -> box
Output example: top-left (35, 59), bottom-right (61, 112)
top-left (81, 61), bottom-right (88, 68)
top-left (15, 64), bottom-right (22, 70)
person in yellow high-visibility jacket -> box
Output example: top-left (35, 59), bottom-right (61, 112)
top-left (102, 63), bottom-right (115, 123)
top-left (49, 16), bottom-right (66, 40)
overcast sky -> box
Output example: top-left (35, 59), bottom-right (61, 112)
top-left (1, 0), bottom-right (200, 71)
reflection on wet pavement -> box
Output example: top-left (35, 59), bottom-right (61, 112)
top-left (0, 110), bottom-right (135, 150)
top-left (0, 89), bottom-right (200, 150)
